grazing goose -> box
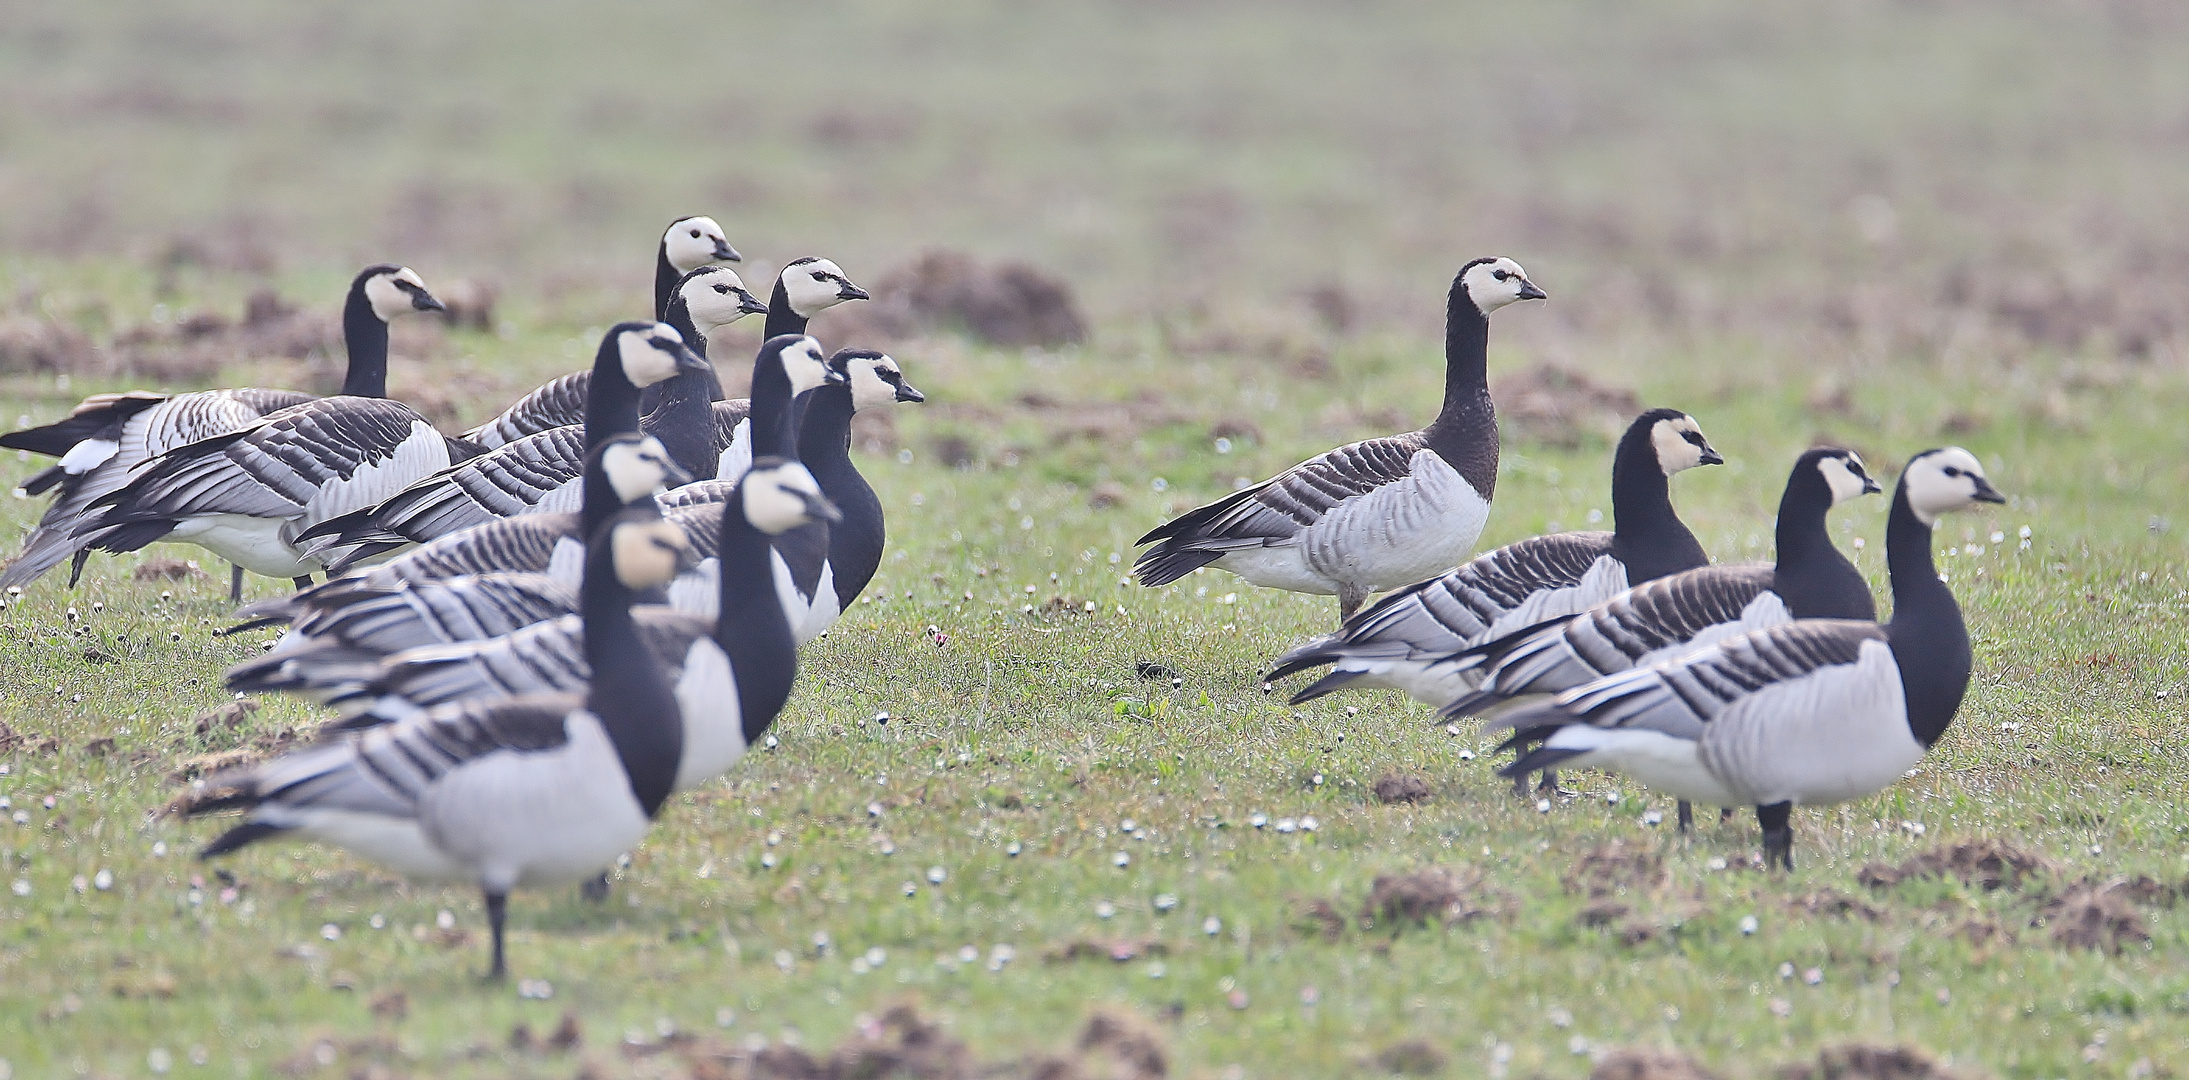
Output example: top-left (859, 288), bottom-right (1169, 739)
top-left (1485, 448), bottom-right (2005, 869)
top-left (303, 292), bottom-right (738, 567)
top-left (240, 459), bottom-right (839, 799)
top-left (465, 265), bottom-right (764, 449)
top-left (226, 434), bottom-right (691, 659)
top-left (1268, 408), bottom-right (1723, 706)
top-left (184, 507), bottom-right (693, 979)
top-left (1134, 258), bottom-right (1545, 622)
top-left (1446, 447), bottom-right (1881, 716)
top-left (73, 323), bottom-right (693, 591)
top-left (0, 265), bottom-right (445, 600)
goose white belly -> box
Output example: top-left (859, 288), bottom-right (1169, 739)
top-left (792, 562), bottom-right (839, 643)
top-left (1539, 725), bottom-right (1746, 808)
top-left (670, 639), bottom-right (748, 790)
top-left (1216, 451), bottom-right (1490, 596)
top-left (276, 809), bottom-right (470, 881)
top-left (1697, 641), bottom-right (1922, 806)
top-left (170, 514), bottom-right (319, 577)
top-left (418, 713), bottom-right (652, 890)
top-left (716, 417), bottom-right (753, 481)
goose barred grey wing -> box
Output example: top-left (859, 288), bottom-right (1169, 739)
top-left (298, 425), bottom-right (590, 559)
top-left (1134, 433), bottom-right (1431, 586)
top-left (1447, 563), bottom-right (1783, 715)
top-left (275, 573), bottom-right (580, 656)
top-left (463, 372), bottom-right (591, 449)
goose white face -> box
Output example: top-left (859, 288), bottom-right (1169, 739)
top-left (781, 336), bottom-right (834, 395)
top-left (1459, 257), bottom-right (1546, 315)
top-left (618, 323), bottom-right (691, 388)
top-left (1817, 451), bottom-right (1879, 505)
top-left (609, 518), bottom-right (692, 590)
top-left (363, 267), bottom-right (440, 322)
top-left (1650, 414), bottom-right (1721, 475)
top-left (1902, 447), bottom-right (2006, 524)
top-left (743, 461), bottom-right (832, 535)
top-left (781, 258), bottom-right (868, 316)
top-left (679, 267), bottom-right (766, 332)
top-left (664, 216), bottom-right (738, 272)
top-left (600, 436), bottom-right (682, 503)
top-left (846, 353), bottom-right (922, 412)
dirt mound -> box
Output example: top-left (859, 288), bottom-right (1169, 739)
top-left (637, 1004), bottom-right (1161, 1080)
top-left (1361, 867), bottom-right (1499, 927)
top-left (1492, 365), bottom-right (1640, 447)
top-left (1858, 840), bottom-right (2055, 892)
top-left (1371, 771), bottom-right (1433, 804)
top-left (1776, 1043), bottom-right (1987, 1080)
top-left (830, 249), bottom-right (1089, 349)
top-left (1592, 1047), bottom-right (1724, 1080)
top-left (1565, 839), bottom-right (1667, 897)
top-left (1374, 1039), bottom-right (1447, 1076)
top-left (134, 557), bottom-right (208, 581)
top-left (2038, 878), bottom-right (2153, 953)
top-left (1789, 889), bottom-right (1884, 921)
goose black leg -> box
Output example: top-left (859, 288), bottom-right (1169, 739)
top-left (580, 873), bottom-right (611, 903)
top-left (292, 575), bottom-right (314, 591)
top-left (230, 564), bottom-right (245, 604)
top-left (1336, 585), bottom-right (1367, 624)
top-left (1677, 800), bottom-right (1693, 833)
top-left (484, 890), bottom-right (510, 981)
top-left (1757, 802), bottom-right (1794, 871)
top-left (1537, 770), bottom-right (1559, 794)
top-left (1720, 807), bottom-right (1735, 824)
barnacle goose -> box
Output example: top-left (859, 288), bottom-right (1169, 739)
top-left (0, 265), bottom-right (444, 600)
top-left (656, 215), bottom-right (741, 318)
top-left (1445, 447), bottom-right (1881, 717)
top-left (183, 507), bottom-right (693, 979)
top-left (464, 264), bottom-right (764, 449)
top-left (1133, 258), bottom-right (1545, 622)
top-left (301, 287), bottom-right (741, 566)
top-left (72, 323), bottom-right (694, 591)
top-left (704, 261), bottom-right (869, 481)
top-left (1485, 448), bottom-right (2005, 869)
top-left (243, 459), bottom-right (839, 800)
top-left (1267, 408), bottom-right (1723, 705)
top-left (225, 434), bottom-right (690, 659)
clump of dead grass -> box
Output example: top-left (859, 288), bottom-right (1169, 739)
top-left (2037, 878), bottom-right (2153, 954)
top-left (1856, 840), bottom-right (2055, 892)
top-left (1592, 1047), bottom-right (1724, 1080)
top-left (1774, 1043), bottom-right (1989, 1080)
top-left (1371, 771), bottom-right (1433, 804)
top-left (1359, 867), bottom-right (1501, 929)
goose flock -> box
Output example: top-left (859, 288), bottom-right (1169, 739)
top-left (2, 238), bottom-right (2014, 978)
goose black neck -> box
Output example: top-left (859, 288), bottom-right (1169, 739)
top-left (797, 386), bottom-right (885, 601)
top-left (763, 278), bottom-right (807, 339)
top-left (1773, 466), bottom-right (1875, 621)
top-left (583, 344), bottom-right (644, 454)
top-left (714, 489), bottom-right (799, 745)
top-left (639, 306), bottom-right (723, 477)
top-left (1884, 483), bottom-right (1969, 749)
top-left (653, 245), bottom-right (679, 321)
top-left (748, 352), bottom-right (795, 456)
top-left (581, 543), bottom-right (682, 818)
top-left (1609, 430), bottom-right (1706, 584)
top-left (339, 287), bottom-right (391, 398)
top-left (1419, 282), bottom-right (1498, 496)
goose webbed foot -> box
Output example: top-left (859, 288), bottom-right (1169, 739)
top-left (230, 564), bottom-right (245, 604)
top-left (1677, 800), bottom-right (1694, 833)
top-left (580, 873), bottom-right (611, 903)
top-left (483, 891), bottom-right (510, 981)
top-left (1756, 802), bottom-right (1795, 871)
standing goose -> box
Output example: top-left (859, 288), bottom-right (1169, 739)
top-left (1267, 408), bottom-right (1723, 705)
top-left (464, 264), bottom-right (764, 449)
top-left (183, 507), bottom-right (693, 979)
top-left (1485, 448), bottom-right (2005, 869)
top-left (224, 434), bottom-right (691, 660)
top-left (73, 324), bottom-right (691, 591)
top-left (302, 287), bottom-right (743, 566)
top-left (1444, 447), bottom-right (1881, 717)
top-left (1134, 258), bottom-right (1545, 622)
top-left (0, 265), bottom-right (445, 600)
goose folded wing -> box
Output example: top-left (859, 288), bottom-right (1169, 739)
top-left (301, 426), bottom-right (589, 551)
top-left (1142, 434), bottom-right (1430, 550)
top-left (288, 573), bottom-right (579, 655)
top-left (328, 609), bottom-right (710, 724)
top-left (1301, 531), bottom-right (1620, 664)
top-left (464, 372), bottom-right (592, 449)
top-left (347, 514), bottom-right (583, 584)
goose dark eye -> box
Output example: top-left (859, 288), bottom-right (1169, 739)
top-left (1493, 269), bottom-right (1511, 281)
top-left (713, 284), bottom-right (731, 293)
top-left (689, 229), bottom-right (703, 238)
top-left (1943, 466), bottom-right (1961, 477)
top-left (811, 272), bottom-right (829, 282)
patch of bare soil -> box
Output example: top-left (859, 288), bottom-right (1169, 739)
top-left (1789, 889), bottom-right (1885, 922)
top-left (1775, 1043), bottom-right (1988, 1080)
top-left (1360, 867), bottom-right (1501, 928)
top-left (1857, 840), bottom-right (2055, 892)
top-left (1564, 839), bottom-right (1667, 898)
top-left (2037, 878), bottom-right (2153, 953)
top-left (133, 556), bottom-right (208, 581)
top-left (607, 1004), bottom-right (1165, 1080)
top-left (1592, 1047), bottom-right (1724, 1080)
top-left (1374, 1039), bottom-right (1447, 1076)
top-left (1371, 771), bottom-right (1433, 804)
top-left (1491, 364), bottom-right (1641, 447)
top-left (827, 249), bottom-right (1089, 349)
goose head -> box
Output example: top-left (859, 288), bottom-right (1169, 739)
top-left (357, 265), bottom-right (447, 322)
top-left (1808, 447), bottom-right (1882, 506)
top-left (1457, 257), bottom-right (1546, 316)
top-left (607, 511), bottom-right (695, 591)
top-left (612, 321), bottom-right (711, 389)
top-left (596, 433), bottom-right (694, 503)
top-left (742, 456), bottom-right (844, 535)
top-left (779, 257), bottom-right (870, 317)
top-left (1639, 409), bottom-right (1723, 475)
top-left (761, 334), bottom-right (845, 396)
top-left (833, 349), bottom-right (926, 411)
top-left (662, 216), bottom-right (741, 271)
top-left (1900, 447), bottom-right (2006, 525)
top-left (676, 266), bottom-right (770, 333)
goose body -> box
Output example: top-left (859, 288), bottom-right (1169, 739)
top-left (0, 266), bottom-right (443, 596)
top-left (1487, 448), bottom-right (2004, 868)
top-left (717, 259), bottom-right (868, 480)
top-left (1444, 448), bottom-right (1880, 715)
top-left (187, 508), bottom-right (695, 978)
top-left (1134, 258), bottom-right (1543, 621)
top-left (1268, 408), bottom-right (1722, 705)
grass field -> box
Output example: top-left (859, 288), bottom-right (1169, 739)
top-left (4, 2), bottom-right (2189, 1078)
